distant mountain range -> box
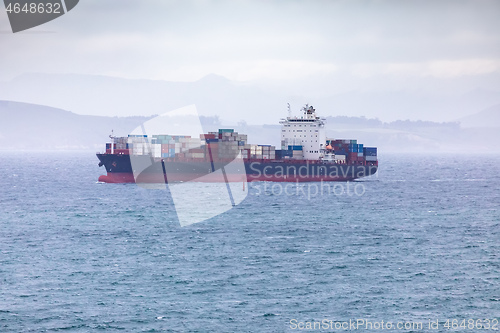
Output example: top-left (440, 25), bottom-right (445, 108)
top-left (0, 73), bottom-right (284, 125)
top-left (458, 103), bottom-right (500, 128)
top-left (1, 73), bottom-right (500, 125)
top-left (1, 100), bottom-right (498, 153)
top-left (0, 101), bottom-right (151, 150)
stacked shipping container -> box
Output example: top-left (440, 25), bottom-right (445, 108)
top-left (326, 139), bottom-right (376, 164)
top-left (105, 130), bottom-right (376, 165)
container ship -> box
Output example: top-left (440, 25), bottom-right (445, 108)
top-left (97, 105), bottom-right (378, 183)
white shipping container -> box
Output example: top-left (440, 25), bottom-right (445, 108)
top-left (365, 156), bottom-right (377, 161)
top-left (335, 155), bottom-right (346, 161)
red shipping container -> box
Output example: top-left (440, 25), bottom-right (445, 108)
top-left (106, 149), bottom-right (129, 155)
top-left (348, 153), bottom-right (358, 162)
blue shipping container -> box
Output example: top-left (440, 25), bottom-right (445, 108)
top-left (288, 145), bottom-right (303, 151)
top-left (363, 147), bottom-right (377, 156)
top-left (276, 150), bottom-right (293, 159)
top-left (206, 138), bottom-right (219, 143)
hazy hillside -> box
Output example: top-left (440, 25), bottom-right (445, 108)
top-left (459, 104), bottom-right (500, 128)
top-left (0, 101), bottom-right (151, 150)
top-left (1, 100), bottom-right (498, 153)
top-left (2, 73), bottom-right (500, 125)
top-left (0, 73), bottom-right (284, 125)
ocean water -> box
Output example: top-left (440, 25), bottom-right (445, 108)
top-left (0, 151), bottom-right (499, 332)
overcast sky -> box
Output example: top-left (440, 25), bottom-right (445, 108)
top-left (1, 0), bottom-right (499, 81)
top-left (1, 0), bottom-right (499, 120)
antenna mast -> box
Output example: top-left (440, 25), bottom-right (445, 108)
top-left (109, 130), bottom-right (115, 154)
top-left (287, 103), bottom-right (291, 118)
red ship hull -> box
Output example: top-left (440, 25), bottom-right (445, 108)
top-left (97, 153), bottom-right (378, 184)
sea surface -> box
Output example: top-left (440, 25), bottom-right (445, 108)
top-left (0, 152), bottom-right (499, 332)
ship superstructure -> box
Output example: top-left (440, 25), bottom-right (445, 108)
top-left (280, 104), bottom-right (326, 160)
